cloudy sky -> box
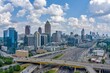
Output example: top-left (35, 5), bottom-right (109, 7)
top-left (0, 0), bottom-right (110, 36)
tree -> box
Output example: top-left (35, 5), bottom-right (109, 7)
top-left (14, 65), bottom-right (21, 71)
top-left (4, 70), bottom-right (9, 73)
top-left (0, 69), bottom-right (4, 73)
top-left (9, 66), bottom-right (14, 73)
top-left (4, 59), bottom-right (12, 65)
top-left (88, 58), bottom-right (91, 62)
top-left (101, 59), bottom-right (105, 64)
top-left (0, 60), bottom-right (3, 67)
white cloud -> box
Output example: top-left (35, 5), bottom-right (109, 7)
top-left (50, 16), bottom-right (65, 23)
top-left (63, 3), bottom-right (69, 10)
top-left (51, 22), bottom-right (66, 33)
top-left (34, 0), bottom-right (46, 9)
top-left (0, 12), bottom-right (12, 24)
top-left (0, 3), bottom-right (14, 13)
top-left (0, 0), bottom-right (3, 6)
top-left (47, 4), bottom-right (64, 16)
top-left (89, 17), bottom-right (95, 23)
top-left (10, 0), bottom-right (34, 10)
top-left (26, 9), bottom-right (44, 23)
top-left (17, 9), bottom-right (26, 17)
top-left (90, 0), bottom-right (110, 15)
top-left (0, 0), bottom-right (110, 36)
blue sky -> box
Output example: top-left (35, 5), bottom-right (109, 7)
top-left (11, 0), bottom-right (90, 22)
top-left (0, 0), bottom-right (110, 36)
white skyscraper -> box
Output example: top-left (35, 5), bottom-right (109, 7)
top-left (34, 31), bottom-right (41, 49)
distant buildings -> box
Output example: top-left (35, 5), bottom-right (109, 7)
top-left (44, 46), bottom-right (61, 52)
top-left (34, 31), bottom-right (41, 49)
top-left (3, 21), bottom-right (101, 54)
top-left (67, 34), bottom-right (79, 46)
top-left (45, 21), bottom-right (51, 43)
top-left (86, 34), bottom-right (93, 41)
top-left (81, 28), bottom-right (85, 42)
top-left (3, 27), bottom-right (17, 54)
top-left (25, 25), bottom-right (30, 35)
top-left (41, 34), bottom-right (48, 46)
top-left (24, 34), bottom-right (35, 46)
top-left (38, 27), bottom-right (42, 34)
top-left (52, 31), bottom-right (62, 43)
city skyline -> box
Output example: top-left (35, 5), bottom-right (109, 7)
top-left (0, 1), bottom-right (110, 73)
top-left (0, 0), bottom-right (110, 37)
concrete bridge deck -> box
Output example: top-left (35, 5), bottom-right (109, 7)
top-left (16, 58), bottom-right (110, 73)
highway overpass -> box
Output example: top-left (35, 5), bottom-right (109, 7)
top-left (16, 58), bottom-right (110, 73)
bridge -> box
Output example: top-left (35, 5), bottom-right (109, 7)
top-left (16, 58), bottom-right (110, 73)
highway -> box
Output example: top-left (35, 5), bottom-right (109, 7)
top-left (16, 58), bottom-right (110, 73)
top-left (33, 65), bottom-right (57, 73)
top-left (0, 50), bottom-right (12, 57)
top-left (0, 63), bottom-right (18, 70)
top-left (57, 66), bottom-right (74, 73)
top-left (32, 47), bottom-right (86, 73)
top-left (56, 47), bottom-right (86, 73)
top-left (20, 64), bottom-right (37, 73)
top-left (18, 47), bottom-right (89, 73)
top-left (59, 48), bottom-right (86, 61)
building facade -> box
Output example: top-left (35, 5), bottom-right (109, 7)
top-left (3, 28), bottom-right (17, 54)
top-left (45, 21), bottom-right (51, 43)
top-left (52, 31), bottom-right (62, 42)
top-left (25, 25), bottom-right (30, 35)
top-left (41, 34), bottom-right (48, 46)
top-left (38, 27), bottom-right (42, 34)
top-left (34, 31), bottom-right (41, 49)
top-left (24, 34), bottom-right (35, 46)
top-left (81, 28), bottom-right (85, 42)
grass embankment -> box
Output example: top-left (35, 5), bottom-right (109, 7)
top-left (74, 71), bottom-right (80, 73)
top-left (45, 68), bottom-right (58, 73)
top-left (52, 54), bottom-right (63, 59)
top-left (14, 64), bottom-right (30, 73)
top-left (60, 48), bottom-right (66, 50)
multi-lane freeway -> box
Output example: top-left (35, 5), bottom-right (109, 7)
top-left (57, 66), bottom-right (74, 73)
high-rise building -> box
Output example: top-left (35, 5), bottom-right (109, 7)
top-left (34, 31), bottom-right (41, 49)
top-left (52, 31), bottom-right (62, 42)
top-left (70, 32), bottom-right (74, 36)
top-left (25, 25), bottom-right (30, 35)
top-left (41, 34), bottom-right (48, 46)
top-left (3, 27), bottom-right (17, 54)
top-left (38, 27), bottom-right (42, 34)
top-left (45, 21), bottom-right (51, 43)
top-left (52, 33), bottom-right (56, 42)
top-left (24, 34), bottom-right (35, 46)
top-left (81, 28), bottom-right (85, 42)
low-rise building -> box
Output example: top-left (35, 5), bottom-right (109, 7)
top-left (36, 49), bottom-right (47, 54)
top-left (16, 50), bottom-right (29, 57)
top-left (44, 46), bottom-right (61, 52)
top-left (93, 50), bottom-right (105, 57)
top-left (1, 46), bottom-right (7, 52)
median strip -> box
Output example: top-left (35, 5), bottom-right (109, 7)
top-left (52, 54), bottom-right (63, 59)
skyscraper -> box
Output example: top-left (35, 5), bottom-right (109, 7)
top-left (41, 34), bottom-right (48, 46)
top-left (34, 31), bottom-right (41, 49)
top-left (52, 31), bottom-right (62, 42)
top-left (25, 25), bottom-right (30, 35)
top-left (38, 27), bottom-right (42, 34)
top-left (45, 21), bottom-right (51, 43)
top-left (3, 27), bottom-right (17, 54)
top-left (81, 28), bottom-right (85, 42)
top-left (24, 34), bottom-right (35, 46)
